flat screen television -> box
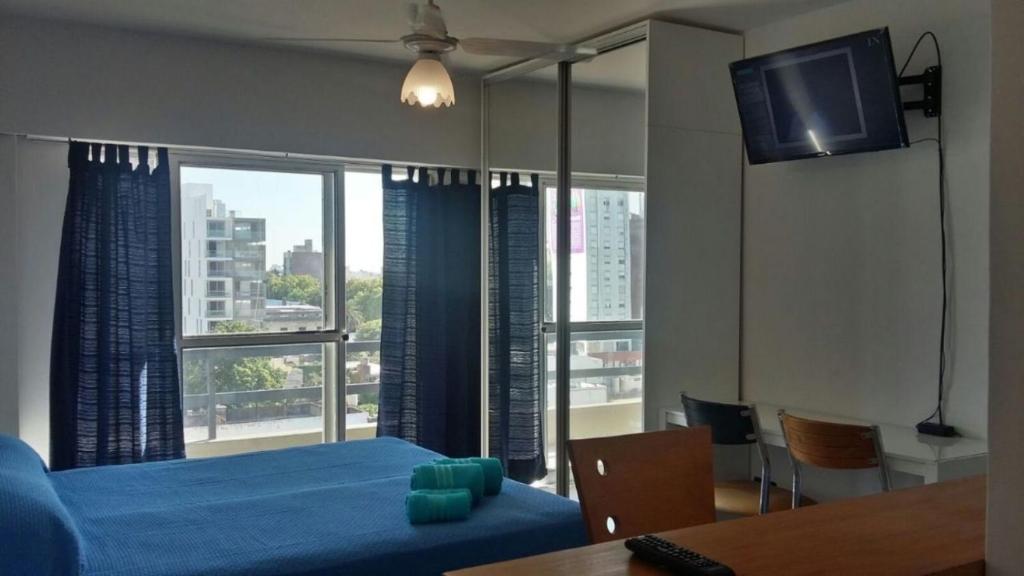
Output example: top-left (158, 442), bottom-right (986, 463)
top-left (730, 28), bottom-right (909, 165)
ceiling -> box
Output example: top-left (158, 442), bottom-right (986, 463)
top-left (0, 0), bottom-right (846, 74)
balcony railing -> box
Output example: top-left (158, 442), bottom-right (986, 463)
top-left (183, 335), bottom-right (643, 460)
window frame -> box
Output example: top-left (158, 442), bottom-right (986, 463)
top-left (169, 152), bottom-right (348, 443)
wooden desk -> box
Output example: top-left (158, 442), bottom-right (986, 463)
top-left (664, 404), bottom-right (988, 483)
top-left (447, 476), bottom-right (986, 576)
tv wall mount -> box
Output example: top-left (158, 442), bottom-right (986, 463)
top-left (900, 65), bottom-right (942, 117)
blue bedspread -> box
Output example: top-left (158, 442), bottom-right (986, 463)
top-left (48, 438), bottom-right (586, 576)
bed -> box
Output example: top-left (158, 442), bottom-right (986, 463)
top-left (1, 435), bottom-right (587, 576)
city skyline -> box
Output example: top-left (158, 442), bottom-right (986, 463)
top-left (180, 167), bottom-right (385, 275)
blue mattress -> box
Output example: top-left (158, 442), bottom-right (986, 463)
top-left (48, 438), bottom-right (587, 576)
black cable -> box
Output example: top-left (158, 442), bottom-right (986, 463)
top-left (900, 32), bottom-right (947, 427)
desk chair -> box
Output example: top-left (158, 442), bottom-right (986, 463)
top-left (680, 393), bottom-right (809, 515)
top-left (567, 428), bottom-right (715, 544)
top-left (778, 410), bottom-right (893, 509)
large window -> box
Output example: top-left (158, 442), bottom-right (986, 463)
top-left (175, 159), bottom-right (341, 458)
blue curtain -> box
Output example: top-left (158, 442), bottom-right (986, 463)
top-left (488, 173), bottom-right (547, 483)
top-left (50, 141), bottom-right (183, 470)
top-left (378, 166), bottom-right (481, 457)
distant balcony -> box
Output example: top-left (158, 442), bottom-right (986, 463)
top-left (206, 308), bottom-right (229, 318)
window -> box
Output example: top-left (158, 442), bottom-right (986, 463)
top-left (176, 160), bottom-right (341, 458)
top-left (343, 168), bottom-right (384, 439)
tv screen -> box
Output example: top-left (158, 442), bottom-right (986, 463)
top-left (730, 28), bottom-right (909, 165)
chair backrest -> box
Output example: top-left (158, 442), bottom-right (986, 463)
top-left (680, 392), bottom-right (757, 445)
top-left (778, 412), bottom-right (886, 470)
top-left (567, 428), bottom-right (715, 544)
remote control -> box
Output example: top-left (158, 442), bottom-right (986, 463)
top-left (624, 534), bottom-right (736, 576)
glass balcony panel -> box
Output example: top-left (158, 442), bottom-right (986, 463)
top-left (183, 343), bottom-right (333, 457)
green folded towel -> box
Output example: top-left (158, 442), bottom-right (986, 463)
top-left (410, 463), bottom-right (485, 504)
top-left (406, 489), bottom-right (472, 525)
top-left (434, 457), bottom-right (504, 496)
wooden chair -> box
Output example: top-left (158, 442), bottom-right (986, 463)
top-left (778, 410), bottom-right (892, 508)
top-left (680, 393), bottom-right (812, 515)
top-left (567, 428), bottom-right (715, 544)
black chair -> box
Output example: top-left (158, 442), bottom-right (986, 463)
top-left (679, 392), bottom-right (812, 515)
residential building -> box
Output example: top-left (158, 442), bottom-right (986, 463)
top-left (284, 239), bottom-right (323, 281)
top-left (181, 183), bottom-right (267, 334)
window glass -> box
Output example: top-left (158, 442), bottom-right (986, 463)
top-left (544, 186), bottom-right (646, 322)
top-left (343, 169), bottom-right (384, 438)
top-left (182, 343), bottom-right (332, 457)
top-left (180, 166), bottom-right (326, 336)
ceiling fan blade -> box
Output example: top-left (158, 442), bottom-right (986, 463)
top-left (263, 37), bottom-right (400, 43)
top-left (459, 37), bottom-right (597, 58)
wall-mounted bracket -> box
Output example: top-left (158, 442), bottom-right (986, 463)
top-left (900, 65), bottom-right (942, 118)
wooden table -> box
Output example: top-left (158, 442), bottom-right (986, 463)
top-left (447, 476), bottom-right (986, 576)
top-left (664, 405), bottom-right (988, 483)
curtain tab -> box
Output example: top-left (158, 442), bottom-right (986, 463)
top-left (468, 170), bottom-right (477, 186)
top-left (511, 173), bottom-right (520, 187)
top-left (103, 144), bottom-right (117, 165)
top-left (157, 148), bottom-right (169, 171)
top-left (117, 145), bottom-right (130, 169)
top-left (90, 143), bottom-right (102, 164)
top-left (417, 167), bottom-right (427, 185)
top-left (407, 166), bottom-right (415, 182)
top-left (531, 173), bottom-right (539, 190)
top-left (500, 172), bottom-right (508, 188)
top-left (438, 168), bottom-right (448, 186)
top-left (138, 146), bottom-right (150, 169)
top-left (382, 164), bottom-right (393, 184)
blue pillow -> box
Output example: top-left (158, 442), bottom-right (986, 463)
top-left (0, 434), bottom-right (85, 576)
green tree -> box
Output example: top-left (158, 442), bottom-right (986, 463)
top-left (345, 276), bottom-right (383, 333)
top-left (354, 318), bottom-right (382, 341)
top-left (268, 273), bottom-right (322, 306)
top-left (218, 357), bottom-right (286, 392)
top-left (212, 320), bottom-right (256, 334)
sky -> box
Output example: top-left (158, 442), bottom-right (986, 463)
top-left (181, 166), bottom-right (384, 275)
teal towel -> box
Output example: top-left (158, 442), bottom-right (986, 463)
top-left (410, 463), bottom-right (485, 504)
top-left (434, 458), bottom-right (504, 496)
top-left (405, 489), bottom-right (472, 525)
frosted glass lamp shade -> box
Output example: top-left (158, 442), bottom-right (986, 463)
top-left (401, 55), bottom-right (455, 108)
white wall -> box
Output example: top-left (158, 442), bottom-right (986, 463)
top-left (0, 16), bottom-right (480, 168)
top-left (741, 0), bottom-right (991, 439)
top-left (13, 140), bottom-right (68, 455)
top-left (643, 21), bottom-right (744, 428)
top-left (0, 134), bottom-right (18, 437)
top-left (987, 0), bottom-right (1024, 571)
top-left (488, 79), bottom-right (646, 176)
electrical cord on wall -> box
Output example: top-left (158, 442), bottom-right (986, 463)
top-left (899, 32), bottom-right (953, 434)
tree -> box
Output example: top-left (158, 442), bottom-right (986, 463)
top-left (219, 357), bottom-right (286, 393)
top-left (345, 276), bottom-right (383, 333)
top-left (354, 318), bottom-right (381, 341)
top-left (267, 273), bottom-right (322, 306)
top-left (212, 320), bottom-right (256, 334)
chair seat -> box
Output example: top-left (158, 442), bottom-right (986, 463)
top-left (714, 480), bottom-right (816, 515)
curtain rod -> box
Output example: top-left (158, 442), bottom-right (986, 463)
top-left (1, 131), bottom-right (477, 173)
top-left (3, 132), bottom-right (647, 183)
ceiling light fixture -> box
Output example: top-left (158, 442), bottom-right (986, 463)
top-left (400, 53), bottom-right (455, 108)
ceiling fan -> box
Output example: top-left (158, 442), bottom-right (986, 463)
top-left (268, 0), bottom-right (596, 108)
